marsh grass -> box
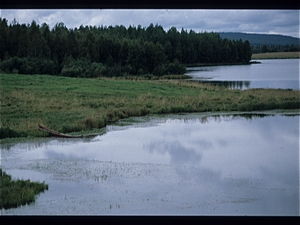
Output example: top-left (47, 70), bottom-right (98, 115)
top-left (0, 168), bottom-right (49, 209)
top-left (0, 73), bottom-right (299, 139)
top-left (252, 51), bottom-right (300, 59)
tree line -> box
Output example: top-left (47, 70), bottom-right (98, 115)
top-left (0, 18), bottom-right (252, 77)
top-left (252, 44), bottom-right (300, 54)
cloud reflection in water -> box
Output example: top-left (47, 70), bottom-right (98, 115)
top-left (1, 113), bottom-right (299, 215)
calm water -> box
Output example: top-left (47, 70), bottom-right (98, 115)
top-left (186, 59), bottom-right (300, 90)
top-left (1, 112), bottom-right (299, 215)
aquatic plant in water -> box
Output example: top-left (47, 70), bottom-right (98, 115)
top-left (0, 168), bottom-right (49, 209)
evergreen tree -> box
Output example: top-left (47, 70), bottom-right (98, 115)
top-left (28, 21), bottom-right (43, 58)
top-left (261, 44), bottom-right (268, 53)
top-left (52, 22), bottom-right (68, 67)
top-left (40, 23), bottom-right (52, 59)
top-left (67, 30), bottom-right (79, 60)
top-left (243, 40), bottom-right (252, 62)
top-left (0, 18), bottom-right (9, 60)
top-left (16, 24), bottom-right (29, 58)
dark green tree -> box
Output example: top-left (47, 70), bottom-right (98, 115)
top-left (243, 40), bottom-right (252, 62)
top-left (52, 22), bottom-right (68, 67)
top-left (66, 30), bottom-right (78, 60)
top-left (40, 23), bottom-right (52, 59)
top-left (261, 44), bottom-right (268, 53)
top-left (16, 24), bottom-right (29, 58)
top-left (28, 21), bottom-right (44, 58)
top-left (0, 18), bottom-right (9, 60)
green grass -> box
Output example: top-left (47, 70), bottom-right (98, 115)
top-left (0, 168), bottom-right (49, 209)
top-left (0, 73), bottom-right (299, 140)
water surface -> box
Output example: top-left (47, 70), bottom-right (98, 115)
top-left (1, 112), bottom-right (299, 215)
top-left (186, 59), bottom-right (299, 90)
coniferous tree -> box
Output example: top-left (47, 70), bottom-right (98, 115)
top-left (0, 18), bottom-right (9, 60)
top-left (16, 24), bottom-right (29, 58)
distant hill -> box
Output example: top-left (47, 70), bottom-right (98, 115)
top-left (218, 32), bottom-right (300, 47)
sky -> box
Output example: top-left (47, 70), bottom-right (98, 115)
top-left (0, 9), bottom-right (299, 38)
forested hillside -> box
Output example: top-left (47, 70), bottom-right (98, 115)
top-left (0, 18), bottom-right (252, 77)
top-left (219, 32), bottom-right (300, 53)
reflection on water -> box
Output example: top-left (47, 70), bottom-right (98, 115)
top-left (186, 59), bottom-right (299, 90)
top-left (190, 80), bottom-right (251, 89)
top-left (1, 113), bottom-right (299, 215)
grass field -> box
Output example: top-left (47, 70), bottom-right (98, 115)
top-left (0, 73), bottom-right (299, 140)
top-left (252, 51), bottom-right (300, 59)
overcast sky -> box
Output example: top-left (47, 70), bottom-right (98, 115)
top-left (1, 9), bottom-right (299, 38)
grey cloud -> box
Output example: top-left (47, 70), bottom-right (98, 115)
top-left (0, 9), bottom-right (299, 38)
top-left (182, 10), bottom-right (299, 37)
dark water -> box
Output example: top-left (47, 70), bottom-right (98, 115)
top-left (1, 112), bottom-right (299, 215)
top-left (186, 59), bottom-right (299, 90)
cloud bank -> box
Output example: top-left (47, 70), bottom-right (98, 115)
top-left (1, 9), bottom-right (299, 38)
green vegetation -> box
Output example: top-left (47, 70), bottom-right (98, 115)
top-left (0, 168), bottom-right (49, 209)
top-left (252, 51), bottom-right (300, 59)
top-left (0, 18), bottom-right (252, 77)
top-left (1, 73), bottom-right (299, 140)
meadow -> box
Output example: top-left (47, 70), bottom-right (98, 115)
top-left (252, 51), bottom-right (300, 59)
top-left (1, 73), bottom-right (299, 140)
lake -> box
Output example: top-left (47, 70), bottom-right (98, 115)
top-left (186, 59), bottom-right (300, 90)
top-left (1, 112), bottom-right (299, 215)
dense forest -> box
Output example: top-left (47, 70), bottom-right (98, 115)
top-left (0, 18), bottom-right (252, 77)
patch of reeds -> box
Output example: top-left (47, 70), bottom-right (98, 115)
top-left (0, 168), bottom-right (49, 209)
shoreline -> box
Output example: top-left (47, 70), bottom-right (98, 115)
top-left (251, 51), bottom-right (300, 60)
top-left (185, 61), bottom-right (260, 68)
top-left (1, 109), bottom-right (299, 144)
top-left (185, 52), bottom-right (300, 67)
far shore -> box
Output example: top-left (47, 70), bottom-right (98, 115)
top-left (185, 51), bottom-right (299, 68)
top-left (252, 51), bottom-right (300, 59)
top-left (185, 61), bottom-right (260, 68)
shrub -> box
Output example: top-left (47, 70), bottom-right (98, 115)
top-left (153, 64), bottom-right (166, 76)
top-left (0, 57), bottom-right (23, 73)
top-left (61, 58), bottom-right (108, 78)
top-left (166, 59), bottom-right (186, 75)
top-left (61, 66), bottom-right (83, 77)
top-left (0, 57), bottom-right (58, 75)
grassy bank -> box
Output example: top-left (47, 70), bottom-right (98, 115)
top-left (0, 168), bottom-right (49, 209)
top-left (0, 73), bottom-right (299, 140)
top-left (252, 51), bottom-right (300, 59)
